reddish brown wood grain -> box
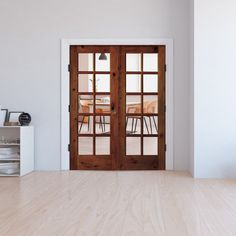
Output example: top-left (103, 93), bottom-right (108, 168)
top-left (70, 45), bottom-right (166, 170)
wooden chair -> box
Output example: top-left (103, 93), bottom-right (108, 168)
top-left (126, 102), bottom-right (150, 134)
top-left (144, 100), bottom-right (158, 134)
top-left (79, 100), bottom-right (90, 133)
top-left (79, 99), bottom-right (110, 133)
top-left (95, 108), bottom-right (110, 133)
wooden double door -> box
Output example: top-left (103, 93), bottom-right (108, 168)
top-left (70, 45), bottom-right (166, 170)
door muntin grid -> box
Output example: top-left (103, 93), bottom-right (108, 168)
top-left (78, 52), bottom-right (111, 156)
top-left (125, 52), bottom-right (159, 156)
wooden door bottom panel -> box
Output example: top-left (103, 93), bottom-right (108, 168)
top-left (77, 156), bottom-right (160, 170)
top-left (120, 156), bottom-right (159, 170)
top-left (77, 156), bottom-right (112, 170)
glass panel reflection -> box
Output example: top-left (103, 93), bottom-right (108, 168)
top-left (78, 137), bottom-right (93, 155)
top-left (126, 137), bottom-right (141, 155)
top-left (143, 116), bottom-right (158, 135)
top-left (143, 75), bottom-right (158, 93)
top-left (78, 53), bottom-right (93, 71)
top-left (126, 95), bottom-right (141, 114)
top-left (96, 116), bottom-right (110, 134)
top-left (79, 95), bottom-right (93, 114)
top-left (126, 115), bottom-right (141, 135)
top-left (143, 96), bottom-right (158, 114)
top-left (78, 74), bottom-right (93, 93)
top-left (96, 95), bottom-right (110, 113)
top-left (95, 53), bottom-right (110, 71)
top-left (96, 137), bottom-right (110, 155)
top-left (126, 74), bottom-right (141, 93)
top-left (95, 74), bottom-right (110, 92)
top-left (144, 137), bottom-right (158, 155)
top-left (126, 54), bottom-right (141, 72)
top-left (143, 53), bottom-right (158, 72)
top-left (78, 115), bottom-right (93, 134)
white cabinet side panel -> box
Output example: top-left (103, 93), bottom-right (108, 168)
top-left (20, 127), bottom-right (34, 176)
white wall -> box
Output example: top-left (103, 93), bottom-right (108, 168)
top-left (0, 0), bottom-right (190, 170)
top-left (194, 0), bottom-right (236, 177)
top-left (189, 0), bottom-right (195, 176)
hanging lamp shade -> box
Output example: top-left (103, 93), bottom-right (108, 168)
top-left (99, 53), bottom-right (107, 60)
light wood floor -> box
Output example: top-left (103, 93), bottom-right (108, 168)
top-left (0, 171), bottom-right (236, 236)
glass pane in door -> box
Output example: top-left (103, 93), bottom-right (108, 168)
top-left (143, 53), bottom-right (158, 72)
top-left (78, 137), bottom-right (93, 155)
top-left (143, 96), bottom-right (158, 114)
top-left (78, 74), bottom-right (93, 93)
top-left (78, 95), bottom-right (94, 114)
top-left (143, 116), bottom-right (158, 135)
top-left (126, 95), bottom-right (141, 114)
top-left (95, 74), bottom-right (110, 92)
top-left (95, 53), bottom-right (110, 71)
top-left (144, 137), bottom-right (158, 155)
top-left (143, 75), bottom-right (158, 93)
top-left (78, 53), bottom-right (93, 71)
top-left (126, 54), bottom-right (141, 71)
top-left (126, 137), bottom-right (141, 155)
top-left (96, 137), bottom-right (110, 154)
top-left (96, 116), bottom-right (110, 134)
top-left (95, 95), bottom-right (111, 113)
top-left (78, 115), bottom-right (93, 134)
top-left (126, 115), bottom-right (141, 135)
top-left (126, 75), bottom-right (141, 93)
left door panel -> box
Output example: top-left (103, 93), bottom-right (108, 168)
top-left (70, 46), bottom-right (119, 170)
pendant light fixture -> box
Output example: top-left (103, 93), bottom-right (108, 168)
top-left (99, 53), bottom-right (107, 60)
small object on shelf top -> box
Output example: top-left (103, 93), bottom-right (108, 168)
top-left (19, 113), bottom-right (31, 126)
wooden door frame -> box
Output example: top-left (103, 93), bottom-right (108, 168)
top-left (61, 39), bottom-right (174, 170)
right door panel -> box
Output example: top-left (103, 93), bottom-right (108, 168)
top-left (119, 46), bottom-right (166, 170)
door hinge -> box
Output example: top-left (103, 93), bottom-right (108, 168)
top-left (165, 144), bottom-right (167, 152)
top-left (68, 105), bottom-right (70, 112)
top-left (165, 64), bottom-right (167, 72)
top-left (68, 144), bottom-right (70, 152)
top-left (68, 64), bottom-right (70, 72)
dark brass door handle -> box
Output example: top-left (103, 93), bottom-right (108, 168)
top-left (111, 103), bottom-right (116, 114)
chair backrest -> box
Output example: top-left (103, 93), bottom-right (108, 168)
top-left (143, 101), bottom-right (150, 113)
top-left (127, 101), bottom-right (152, 114)
top-left (80, 100), bottom-right (90, 113)
top-left (95, 108), bottom-right (103, 114)
top-left (146, 100), bottom-right (157, 113)
top-left (127, 104), bottom-right (141, 113)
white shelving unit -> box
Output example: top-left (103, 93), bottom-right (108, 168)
top-left (0, 126), bottom-right (34, 176)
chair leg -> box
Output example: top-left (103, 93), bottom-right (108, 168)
top-left (99, 116), bottom-right (104, 133)
top-left (87, 116), bottom-right (90, 132)
top-left (134, 118), bottom-right (138, 133)
top-left (144, 117), bottom-right (149, 134)
top-left (126, 117), bottom-right (129, 131)
top-left (102, 117), bottom-right (104, 133)
top-left (131, 118), bottom-right (135, 133)
top-left (79, 116), bottom-right (85, 133)
top-left (99, 116), bottom-right (101, 128)
top-left (152, 116), bottom-right (158, 133)
top-left (103, 116), bottom-right (106, 132)
top-left (149, 117), bottom-right (153, 134)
